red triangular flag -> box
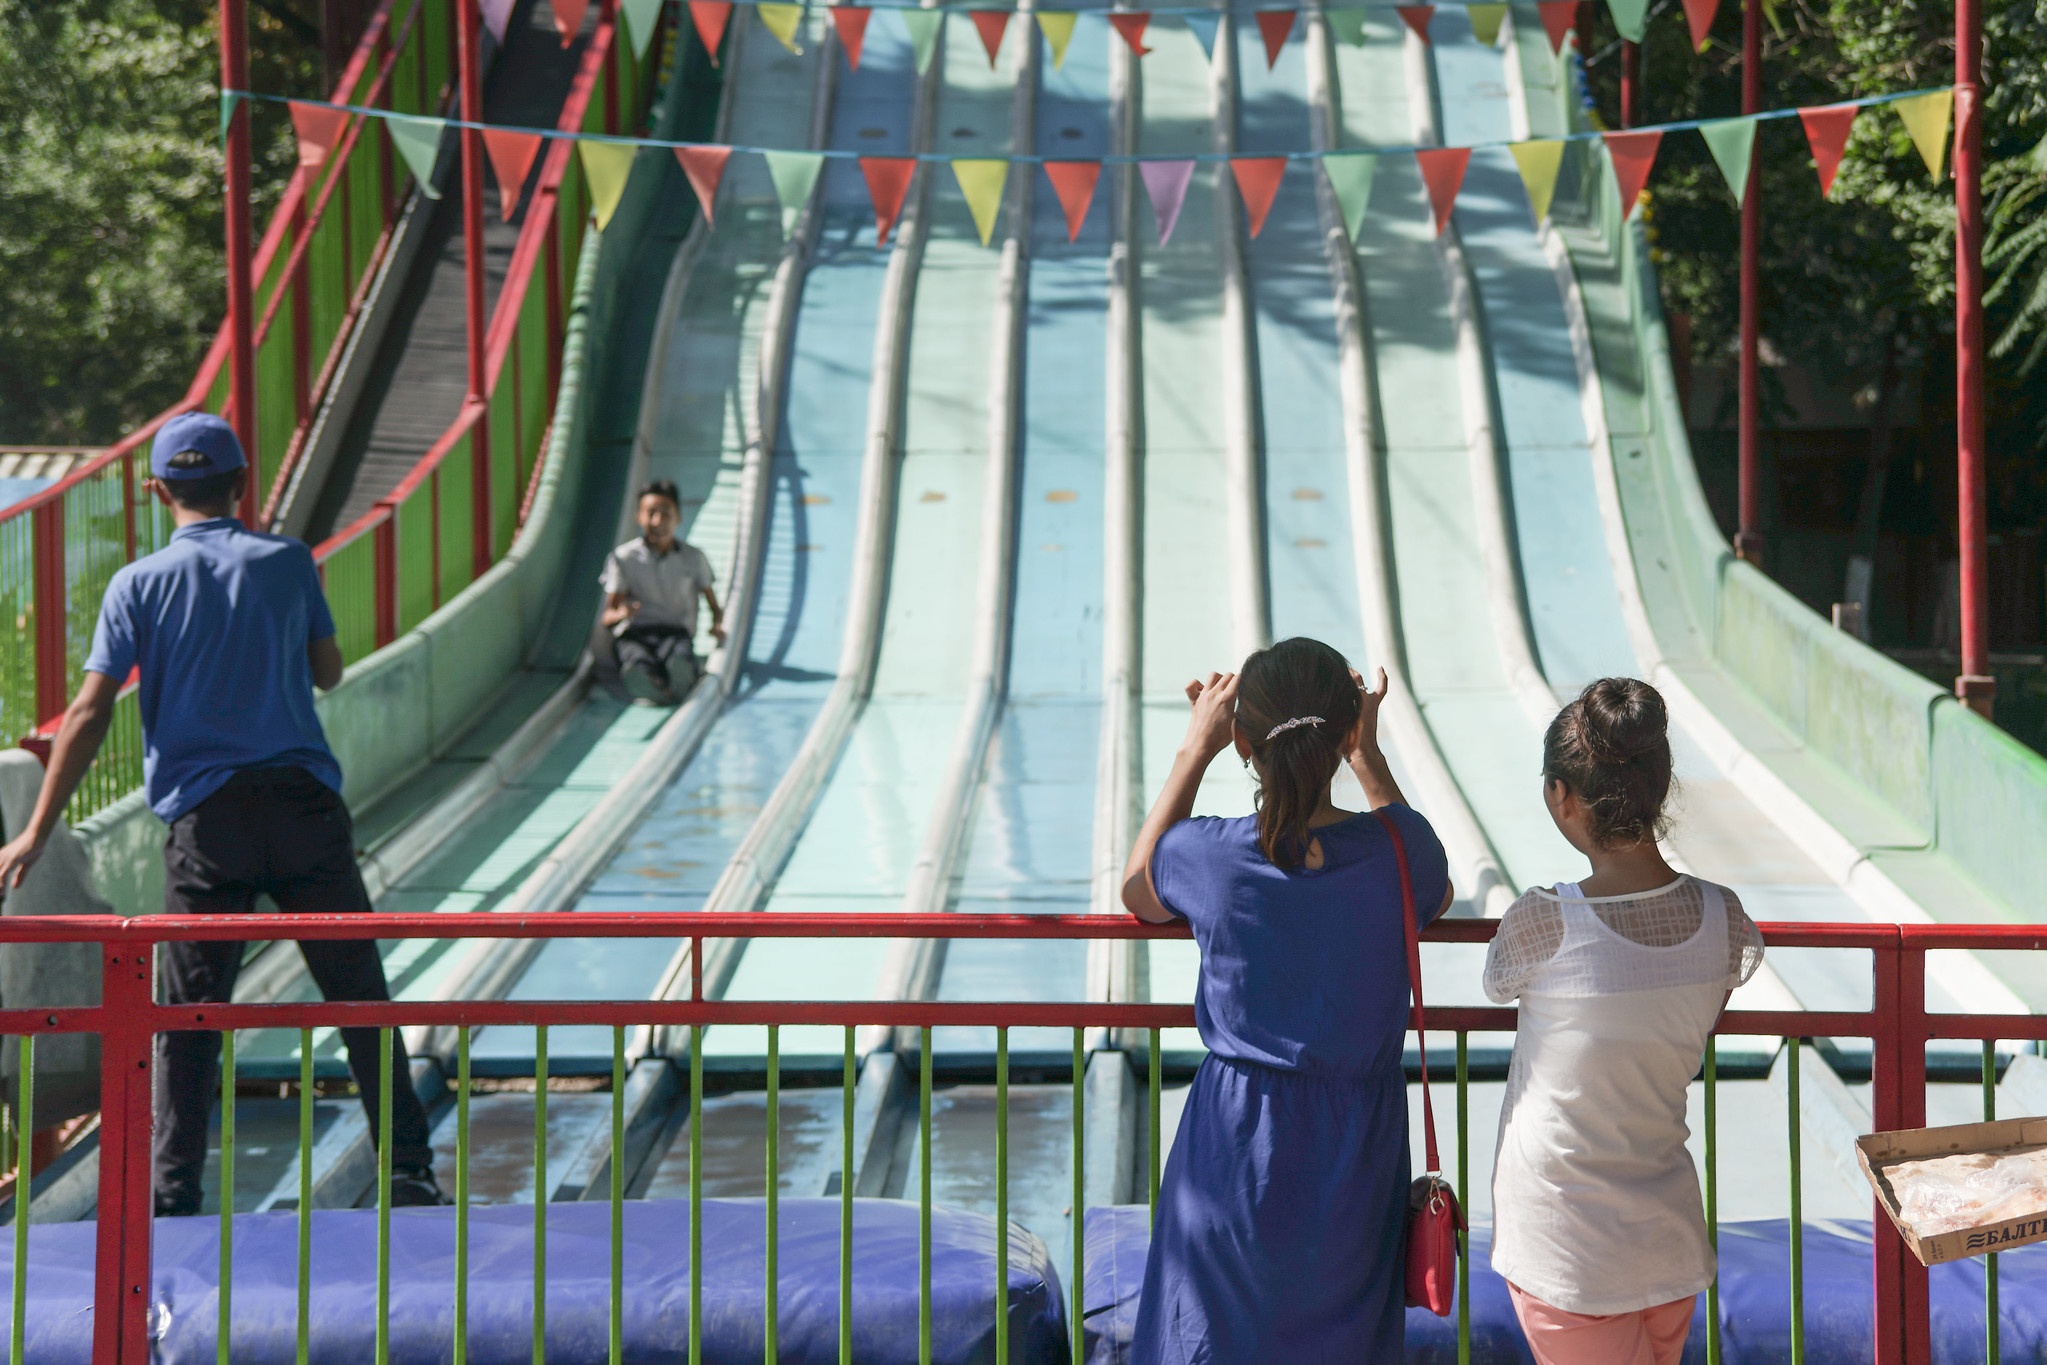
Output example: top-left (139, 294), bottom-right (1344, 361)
top-left (1044, 161), bottom-right (1101, 242)
top-left (551, 0), bottom-right (589, 45)
top-left (1256, 10), bottom-right (1296, 68)
top-left (1800, 104), bottom-right (1859, 198)
top-left (831, 7), bottom-right (871, 68)
top-left (1679, 0), bottom-right (1718, 48)
top-left (1230, 157), bottom-right (1287, 238)
top-left (288, 103), bottom-right (350, 174)
top-left (688, 0), bottom-right (733, 63)
top-left (674, 146), bottom-right (732, 226)
top-left (860, 157), bottom-right (917, 245)
top-left (1537, 0), bottom-right (1576, 54)
top-left (969, 10), bottom-right (1010, 66)
top-left (1397, 6), bottom-right (1435, 43)
top-left (481, 129), bottom-right (545, 220)
top-left (1602, 129), bottom-right (1663, 215)
top-left (1414, 146), bottom-right (1469, 236)
top-left (1109, 12), bottom-right (1153, 56)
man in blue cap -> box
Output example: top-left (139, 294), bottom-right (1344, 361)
top-left (0, 412), bottom-right (444, 1214)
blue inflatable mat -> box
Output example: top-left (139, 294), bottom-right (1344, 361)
top-left (1, 1196), bottom-right (1066, 1365)
top-left (1083, 1208), bottom-right (2047, 1363)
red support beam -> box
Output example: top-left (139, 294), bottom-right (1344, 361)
top-left (220, 0), bottom-right (260, 527)
top-left (1954, 0), bottom-right (1992, 716)
top-left (1734, 0), bottom-right (1764, 564)
top-left (1619, 38), bottom-right (1639, 128)
top-left (457, 0), bottom-right (493, 578)
top-left (1870, 941), bottom-right (1931, 1364)
top-left (373, 514), bottom-right (398, 646)
top-left (91, 945), bottom-right (155, 1365)
top-left (31, 498), bottom-right (68, 725)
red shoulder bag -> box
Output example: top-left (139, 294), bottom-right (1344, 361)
top-left (1374, 806), bottom-right (1465, 1317)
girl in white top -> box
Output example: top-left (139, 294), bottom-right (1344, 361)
top-left (1483, 678), bottom-right (1764, 1365)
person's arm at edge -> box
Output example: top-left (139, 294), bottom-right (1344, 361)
top-left (1346, 667), bottom-right (1407, 811)
top-left (701, 585), bottom-right (726, 643)
top-left (0, 671), bottom-right (124, 889)
top-left (1120, 671), bottom-right (1240, 925)
top-left (309, 636), bottom-right (344, 692)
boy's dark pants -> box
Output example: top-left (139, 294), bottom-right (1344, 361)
top-left (154, 768), bottom-right (432, 1214)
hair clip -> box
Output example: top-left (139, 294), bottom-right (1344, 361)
top-left (1263, 716), bottom-right (1326, 741)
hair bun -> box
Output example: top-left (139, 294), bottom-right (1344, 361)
top-left (1580, 677), bottom-right (1666, 762)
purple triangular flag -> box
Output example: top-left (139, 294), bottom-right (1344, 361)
top-left (1141, 160), bottom-right (1196, 246)
top-left (482, 0), bottom-right (516, 41)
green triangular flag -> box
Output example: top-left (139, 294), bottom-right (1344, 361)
top-left (622, 0), bottom-right (664, 58)
top-left (1036, 11), bottom-right (1077, 68)
top-left (1325, 8), bottom-right (1369, 46)
top-left (952, 159), bottom-right (1008, 245)
top-left (1467, 3), bottom-right (1507, 45)
top-left (1761, 0), bottom-right (1783, 35)
top-left (1893, 90), bottom-right (1953, 181)
top-left (902, 8), bottom-right (943, 73)
top-left (219, 90), bottom-right (239, 144)
top-left (385, 114), bottom-right (447, 199)
top-left (1323, 153), bottom-right (1376, 241)
top-left (757, 2), bottom-right (805, 53)
top-left (578, 141), bottom-right (638, 231)
top-left (765, 149), bottom-right (825, 236)
top-left (1508, 139), bottom-right (1566, 221)
top-left (1606, 0), bottom-right (1649, 41)
top-left (1699, 116), bottom-right (1757, 203)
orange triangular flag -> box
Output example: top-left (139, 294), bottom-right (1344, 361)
top-left (551, 0), bottom-right (589, 45)
top-left (1044, 161), bottom-right (1101, 242)
top-left (1230, 157), bottom-right (1287, 238)
top-left (969, 9), bottom-right (1010, 66)
top-left (481, 129), bottom-right (545, 220)
top-left (1256, 10), bottom-right (1295, 68)
top-left (831, 6), bottom-right (871, 67)
top-left (689, 0), bottom-right (733, 63)
top-left (288, 103), bottom-right (350, 174)
top-left (1800, 104), bottom-right (1859, 198)
top-left (1414, 146), bottom-right (1469, 236)
top-left (674, 146), bottom-right (732, 226)
top-left (1397, 6), bottom-right (1435, 42)
top-left (861, 157), bottom-right (917, 245)
top-left (1603, 129), bottom-right (1663, 214)
top-left (1679, 0), bottom-right (1718, 48)
top-left (1537, 0), bottom-right (1576, 53)
top-left (1109, 12), bottom-right (1153, 55)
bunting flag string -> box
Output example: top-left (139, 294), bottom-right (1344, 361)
top-left (1603, 128), bottom-right (1663, 218)
top-left (757, 2), bottom-right (805, 53)
top-left (862, 156), bottom-right (918, 243)
top-left (1606, 0), bottom-right (1650, 42)
top-left (832, 6), bottom-right (872, 67)
top-left (953, 159), bottom-right (1010, 244)
top-left (1109, 12), bottom-right (1154, 55)
top-left (1415, 146), bottom-right (1469, 235)
top-left (1699, 116), bottom-right (1756, 204)
top-left (552, 0), bottom-right (590, 47)
top-left (1508, 139), bottom-right (1564, 223)
top-left (1256, 10), bottom-right (1296, 67)
top-left (1045, 161), bottom-right (1101, 241)
top-left (675, 145), bottom-right (733, 224)
top-left (1142, 160), bottom-right (1195, 245)
top-left (621, 0), bottom-right (665, 59)
top-left (765, 149), bottom-right (825, 234)
top-left (1037, 10), bottom-right (1078, 67)
top-left (688, 0), bottom-right (733, 63)
top-left (288, 103), bottom-right (349, 173)
top-left (1800, 104), bottom-right (1859, 198)
top-left (578, 140), bottom-right (637, 230)
top-left (1324, 9), bottom-right (1366, 47)
top-left (1679, 0), bottom-right (1719, 50)
top-left (1894, 89), bottom-right (1953, 181)
top-left (385, 114), bottom-right (448, 199)
top-left (902, 8), bottom-right (944, 72)
top-left (1396, 6), bottom-right (1435, 43)
top-left (1536, 0), bottom-right (1577, 54)
top-left (970, 9), bottom-right (1011, 65)
top-left (1466, 4), bottom-right (1507, 46)
top-left (1324, 153), bottom-right (1377, 239)
top-left (1231, 157), bottom-right (1288, 236)
top-left (481, 0), bottom-right (516, 43)
top-left (481, 128), bottom-right (544, 220)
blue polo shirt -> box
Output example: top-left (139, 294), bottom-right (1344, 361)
top-left (85, 518), bottom-right (344, 823)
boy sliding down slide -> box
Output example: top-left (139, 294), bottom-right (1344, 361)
top-left (601, 479), bottom-right (725, 706)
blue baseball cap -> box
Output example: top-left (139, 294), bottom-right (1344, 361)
top-left (150, 412), bottom-right (248, 481)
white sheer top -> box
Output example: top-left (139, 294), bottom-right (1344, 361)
top-left (1483, 876), bottom-right (1764, 1315)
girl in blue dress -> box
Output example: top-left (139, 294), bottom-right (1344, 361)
top-left (1122, 637), bottom-right (1453, 1364)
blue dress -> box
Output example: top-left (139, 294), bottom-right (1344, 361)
top-left (1134, 805), bottom-right (1450, 1365)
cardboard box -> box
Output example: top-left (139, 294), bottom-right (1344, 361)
top-left (1858, 1116), bottom-right (2047, 1266)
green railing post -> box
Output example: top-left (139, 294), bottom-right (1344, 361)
top-left (1704, 1037), bottom-right (1719, 1365)
top-left (457, 1027), bottom-right (472, 1365)
top-left (919, 1026), bottom-right (933, 1365)
top-left (378, 1026), bottom-right (394, 1365)
top-left (535, 1025), bottom-right (550, 1365)
top-left (1456, 1031), bottom-right (1469, 1365)
top-left (298, 1028), bottom-right (313, 1365)
top-left (766, 1025), bottom-right (780, 1365)
top-left (996, 1027), bottom-right (1009, 1365)
top-left (1071, 1028), bottom-right (1083, 1365)
top-left (1788, 1039), bottom-right (1804, 1365)
top-left (690, 1023), bottom-right (703, 1365)
top-left (611, 1026), bottom-right (626, 1365)
top-left (1148, 1029), bottom-right (1161, 1220)
top-left (1985, 1040), bottom-right (2000, 1365)
top-left (841, 1026), bottom-right (854, 1365)
top-left (11, 1036), bottom-right (30, 1365)
top-left (219, 1030), bottom-right (235, 1365)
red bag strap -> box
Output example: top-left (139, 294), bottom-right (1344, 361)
top-left (1374, 806), bottom-right (1440, 1178)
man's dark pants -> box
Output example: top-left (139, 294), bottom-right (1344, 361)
top-left (155, 768), bottom-right (432, 1214)
top-left (616, 625), bottom-right (698, 700)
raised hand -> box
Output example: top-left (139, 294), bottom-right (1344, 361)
top-left (1182, 671), bottom-right (1241, 761)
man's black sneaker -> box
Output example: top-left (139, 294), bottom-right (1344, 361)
top-left (389, 1166), bottom-right (451, 1207)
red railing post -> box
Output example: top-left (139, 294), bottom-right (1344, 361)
top-left (1954, 0), bottom-right (1992, 717)
top-left (1870, 935), bottom-right (1931, 1364)
top-left (31, 498), bottom-right (68, 725)
top-left (603, 0), bottom-right (621, 133)
top-left (457, 0), bottom-right (493, 580)
top-left (121, 450), bottom-right (138, 561)
top-left (1734, 0), bottom-right (1764, 565)
top-left (374, 514), bottom-right (399, 646)
top-left (220, 0), bottom-right (260, 527)
top-left (1619, 39), bottom-right (1639, 128)
top-left (92, 942), bottom-right (157, 1365)
top-left (290, 197), bottom-right (314, 444)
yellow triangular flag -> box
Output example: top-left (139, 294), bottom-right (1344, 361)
top-left (1035, 10), bottom-right (1077, 69)
top-left (1509, 139), bottom-right (1567, 223)
top-left (952, 158), bottom-right (1008, 246)
top-left (1894, 90), bottom-right (1953, 181)
top-left (578, 140), bottom-right (637, 231)
top-left (1467, 3), bottom-right (1507, 45)
top-left (757, 2), bottom-right (804, 53)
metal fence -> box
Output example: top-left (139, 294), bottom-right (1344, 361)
top-left (0, 912), bottom-right (2036, 1364)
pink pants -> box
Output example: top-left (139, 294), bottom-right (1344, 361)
top-left (1507, 1283), bottom-right (1696, 1365)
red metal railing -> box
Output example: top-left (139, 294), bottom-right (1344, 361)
top-left (0, 912), bottom-right (2034, 1364)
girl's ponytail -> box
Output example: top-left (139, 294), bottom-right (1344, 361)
top-left (1236, 639), bottom-right (1363, 870)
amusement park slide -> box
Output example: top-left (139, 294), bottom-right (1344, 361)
top-left (30, 0), bottom-right (2047, 1317)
